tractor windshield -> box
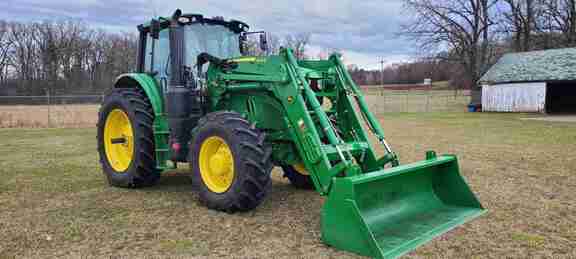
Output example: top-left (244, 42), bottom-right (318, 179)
top-left (184, 24), bottom-right (241, 65)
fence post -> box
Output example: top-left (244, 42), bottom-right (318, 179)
top-left (382, 94), bottom-right (386, 113)
top-left (404, 94), bottom-right (408, 112)
top-left (426, 92), bottom-right (430, 112)
top-left (46, 89), bottom-right (51, 127)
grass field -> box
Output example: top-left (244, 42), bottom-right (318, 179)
top-left (1, 112), bottom-right (575, 258)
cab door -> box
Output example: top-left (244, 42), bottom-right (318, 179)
top-left (144, 29), bottom-right (171, 92)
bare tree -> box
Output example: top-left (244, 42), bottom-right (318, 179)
top-left (401, 0), bottom-right (498, 87)
top-left (0, 19), bottom-right (138, 95)
top-left (267, 33), bottom-right (281, 55)
top-left (0, 20), bottom-right (13, 83)
top-left (33, 21), bottom-right (61, 86)
top-left (542, 0), bottom-right (576, 46)
top-left (241, 32), bottom-right (282, 56)
top-left (499, 0), bottom-right (545, 51)
top-left (86, 30), bottom-right (108, 89)
top-left (8, 22), bottom-right (41, 94)
top-left (284, 33), bottom-right (310, 59)
top-left (243, 32), bottom-right (310, 58)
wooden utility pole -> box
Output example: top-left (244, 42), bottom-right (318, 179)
top-left (380, 59), bottom-right (385, 87)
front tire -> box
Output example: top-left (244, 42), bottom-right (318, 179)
top-left (97, 88), bottom-right (160, 188)
top-left (190, 111), bottom-right (272, 212)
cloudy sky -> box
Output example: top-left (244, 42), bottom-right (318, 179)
top-left (0, 0), bottom-right (416, 69)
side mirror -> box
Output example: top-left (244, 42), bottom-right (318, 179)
top-left (172, 9), bottom-right (182, 20)
top-left (259, 33), bottom-right (268, 52)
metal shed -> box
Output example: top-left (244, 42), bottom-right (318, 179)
top-left (479, 48), bottom-right (576, 113)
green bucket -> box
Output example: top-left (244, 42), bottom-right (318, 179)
top-left (321, 153), bottom-right (485, 258)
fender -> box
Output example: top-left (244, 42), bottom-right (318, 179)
top-left (114, 73), bottom-right (164, 115)
top-left (114, 73), bottom-right (172, 170)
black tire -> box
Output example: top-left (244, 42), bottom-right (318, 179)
top-left (97, 88), bottom-right (160, 188)
top-left (189, 111), bottom-right (272, 212)
top-left (281, 165), bottom-right (314, 190)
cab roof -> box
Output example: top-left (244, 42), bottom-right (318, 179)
top-left (137, 13), bottom-right (249, 34)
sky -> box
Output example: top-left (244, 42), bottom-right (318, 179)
top-left (0, 0), bottom-right (416, 69)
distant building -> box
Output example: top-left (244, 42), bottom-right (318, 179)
top-left (423, 78), bottom-right (432, 85)
top-left (479, 48), bottom-right (576, 113)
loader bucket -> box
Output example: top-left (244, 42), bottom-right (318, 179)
top-left (321, 153), bottom-right (485, 259)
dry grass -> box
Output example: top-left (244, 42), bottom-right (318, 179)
top-left (1, 112), bottom-right (575, 258)
top-left (0, 104), bottom-right (98, 128)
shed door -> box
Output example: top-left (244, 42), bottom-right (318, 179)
top-left (546, 82), bottom-right (576, 113)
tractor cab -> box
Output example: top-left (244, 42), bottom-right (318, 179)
top-left (137, 12), bottom-right (240, 82)
top-left (136, 10), bottom-right (266, 85)
top-left (134, 10), bottom-right (267, 162)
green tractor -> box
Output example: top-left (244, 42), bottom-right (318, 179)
top-left (97, 9), bottom-right (485, 258)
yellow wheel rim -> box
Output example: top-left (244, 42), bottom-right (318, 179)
top-left (293, 163), bottom-right (310, 175)
top-left (103, 109), bottom-right (134, 172)
top-left (199, 136), bottom-right (235, 193)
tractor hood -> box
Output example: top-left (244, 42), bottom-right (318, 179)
top-left (217, 55), bottom-right (292, 83)
top-left (208, 54), bottom-right (327, 84)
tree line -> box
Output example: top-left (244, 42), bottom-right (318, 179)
top-left (347, 58), bottom-right (459, 86)
top-left (0, 19), bottom-right (137, 96)
top-left (0, 18), bottom-right (313, 96)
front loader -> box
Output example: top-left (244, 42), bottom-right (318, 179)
top-left (96, 9), bottom-right (485, 258)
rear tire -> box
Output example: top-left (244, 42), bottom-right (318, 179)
top-left (189, 111), bottom-right (272, 212)
top-left (97, 88), bottom-right (160, 188)
top-left (282, 165), bottom-right (314, 190)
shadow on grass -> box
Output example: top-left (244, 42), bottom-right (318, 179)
top-left (131, 169), bottom-right (317, 214)
top-left (138, 170), bottom-right (313, 195)
top-left (139, 171), bottom-right (193, 193)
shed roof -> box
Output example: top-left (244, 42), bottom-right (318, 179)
top-left (479, 47), bottom-right (576, 85)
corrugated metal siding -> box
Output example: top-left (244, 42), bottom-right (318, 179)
top-left (482, 82), bottom-right (546, 112)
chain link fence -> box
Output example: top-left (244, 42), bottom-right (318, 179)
top-left (363, 90), bottom-right (470, 113)
top-left (0, 90), bottom-right (470, 128)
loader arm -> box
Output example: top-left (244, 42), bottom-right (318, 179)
top-left (280, 49), bottom-right (484, 258)
top-left (204, 48), bottom-right (485, 258)
top-left (274, 49), bottom-right (402, 194)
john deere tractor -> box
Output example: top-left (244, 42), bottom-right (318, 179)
top-left (97, 9), bottom-right (485, 258)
